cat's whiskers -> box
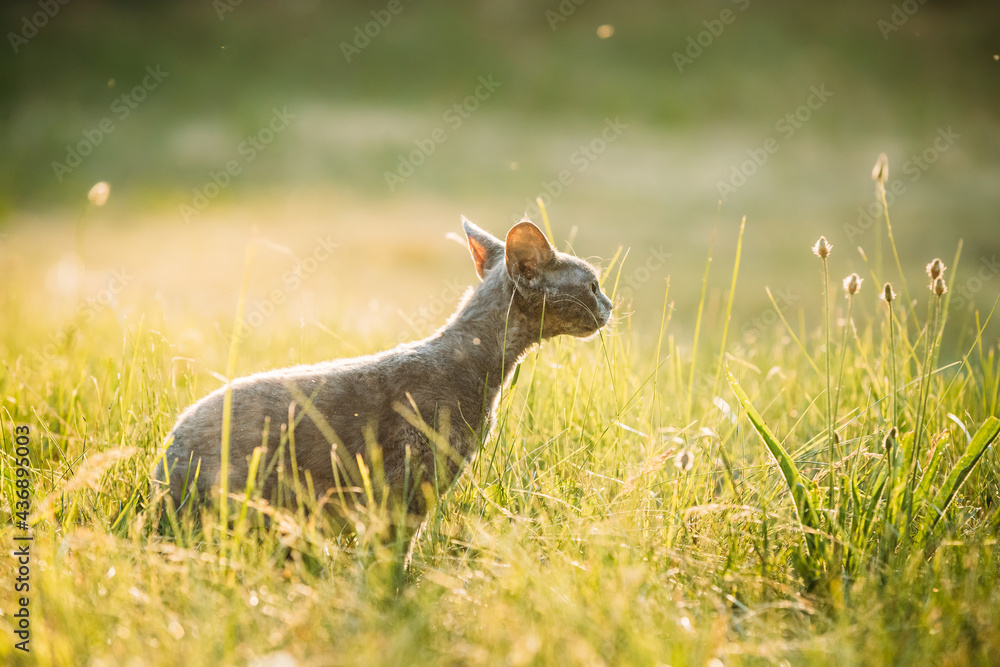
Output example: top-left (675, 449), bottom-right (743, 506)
top-left (153, 215), bottom-right (613, 566)
top-left (547, 294), bottom-right (601, 322)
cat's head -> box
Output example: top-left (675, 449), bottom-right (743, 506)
top-left (463, 216), bottom-right (613, 339)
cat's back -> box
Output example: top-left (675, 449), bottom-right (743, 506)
top-left (154, 346), bottom-right (403, 496)
top-left (164, 338), bottom-right (443, 448)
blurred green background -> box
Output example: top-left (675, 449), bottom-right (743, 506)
top-left (2, 0), bottom-right (998, 349)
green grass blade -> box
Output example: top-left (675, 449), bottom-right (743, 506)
top-left (914, 438), bottom-right (946, 504)
top-left (861, 469), bottom-right (888, 542)
top-left (685, 230), bottom-right (714, 422)
top-left (728, 371), bottom-right (821, 535)
top-left (918, 416), bottom-right (1000, 542)
top-left (711, 216), bottom-right (745, 401)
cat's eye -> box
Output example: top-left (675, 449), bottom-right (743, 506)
top-left (590, 281), bottom-right (599, 295)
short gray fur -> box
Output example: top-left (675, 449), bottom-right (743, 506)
top-left (151, 218), bottom-right (612, 537)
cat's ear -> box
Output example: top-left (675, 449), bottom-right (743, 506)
top-left (462, 216), bottom-right (504, 280)
top-left (505, 220), bottom-right (555, 285)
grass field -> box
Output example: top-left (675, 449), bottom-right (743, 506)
top-left (1, 186), bottom-right (999, 664)
top-left (3, 1), bottom-right (1000, 665)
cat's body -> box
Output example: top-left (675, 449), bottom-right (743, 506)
top-left (151, 218), bottom-right (612, 535)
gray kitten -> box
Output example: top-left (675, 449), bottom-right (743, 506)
top-left (151, 217), bottom-right (612, 545)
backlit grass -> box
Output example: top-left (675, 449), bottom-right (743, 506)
top-left (1, 187), bottom-right (999, 665)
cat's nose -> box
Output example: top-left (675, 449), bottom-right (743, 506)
top-left (598, 303), bottom-right (611, 327)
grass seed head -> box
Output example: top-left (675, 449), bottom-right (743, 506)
top-left (926, 258), bottom-right (946, 281)
top-left (87, 181), bottom-right (111, 207)
top-left (933, 277), bottom-right (947, 297)
top-left (812, 236), bottom-right (832, 259)
top-left (883, 426), bottom-right (898, 455)
top-left (881, 282), bottom-right (896, 303)
top-left (843, 273), bottom-right (863, 297)
top-left (872, 152), bottom-right (889, 185)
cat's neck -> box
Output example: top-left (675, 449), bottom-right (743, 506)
top-left (429, 269), bottom-right (539, 424)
